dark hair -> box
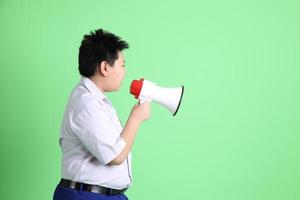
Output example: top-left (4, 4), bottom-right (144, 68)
top-left (78, 29), bottom-right (129, 77)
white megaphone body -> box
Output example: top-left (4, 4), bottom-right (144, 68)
top-left (130, 78), bottom-right (184, 116)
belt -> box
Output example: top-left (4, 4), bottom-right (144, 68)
top-left (59, 178), bottom-right (127, 195)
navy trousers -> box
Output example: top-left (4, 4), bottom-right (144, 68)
top-left (53, 184), bottom-right (129, 200)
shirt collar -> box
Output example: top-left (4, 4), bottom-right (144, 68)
top-left (80, 76), bottom-right (106, 100)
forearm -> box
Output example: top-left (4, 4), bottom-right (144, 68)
top-left (108, 117), bottom-right (141, 165)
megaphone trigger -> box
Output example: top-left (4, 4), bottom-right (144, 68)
top-left (138, 97), bottom-right (152, 105)
top-left (138, 99), bottom-right (143, 105)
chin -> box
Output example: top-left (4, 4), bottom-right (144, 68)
top-left (109, 83), bottom-right (122, 92)
top-left (110, 87), bottom-right (120, 92)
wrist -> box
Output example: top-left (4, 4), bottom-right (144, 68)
top-left (128, 115), bottom-right (143, 126)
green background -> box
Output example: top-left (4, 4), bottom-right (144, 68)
top-left (0, 0), bottom-right (299, 199)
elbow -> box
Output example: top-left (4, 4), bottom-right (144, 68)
top-left (108, 157), bottom-right (125, 165)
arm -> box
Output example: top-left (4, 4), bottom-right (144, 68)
top-left (109, 101), bottom-right (151, 165)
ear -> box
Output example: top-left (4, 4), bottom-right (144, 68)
top-left (98, 61), bottom-right (109, 77)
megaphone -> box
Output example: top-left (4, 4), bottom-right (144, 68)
top-left (130, 78), bottom-right (184, 116)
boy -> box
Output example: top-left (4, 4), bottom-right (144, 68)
top-left (53, 29), bottom-right (151, 200)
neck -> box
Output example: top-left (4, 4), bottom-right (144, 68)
top-left (88, 75), bottom-right (105, 93)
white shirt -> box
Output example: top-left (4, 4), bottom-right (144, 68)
top-left (59, 76), bottom-right (132, 189)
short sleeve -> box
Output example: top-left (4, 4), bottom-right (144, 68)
top-left (71, 105), bottom-right (126, 165)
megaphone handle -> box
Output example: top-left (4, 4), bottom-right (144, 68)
top-left (139, 97), bottom-right (152, 104)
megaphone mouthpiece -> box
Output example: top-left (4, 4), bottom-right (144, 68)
top-left (130, 78), bottom-right (144, 99)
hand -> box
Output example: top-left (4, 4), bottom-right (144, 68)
top-left (129, 101), bottom-right (151, 123)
